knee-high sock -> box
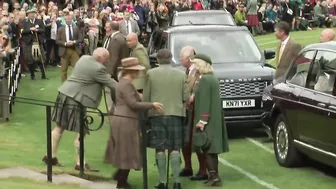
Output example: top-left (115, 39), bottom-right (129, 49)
top-left (170, 152), bottom-right (181, 183)
top-left (51, 130), bottom-right (62, 158)
top-left (182, 144), bottom-right (192, 170)
top-left (197, 152), bottom-right (207, 174)
top-left (74, 140), bottom-right (86, 165)
top-left (156, 153), bottom-right (167, 184)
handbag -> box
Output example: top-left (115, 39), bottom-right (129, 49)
top-left (192, 129), bottom-right (211, 152)
top-left (285, 3), bottom-right (293, 15)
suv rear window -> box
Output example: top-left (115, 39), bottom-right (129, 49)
top-left (172, 14), bottom-right (235, 26)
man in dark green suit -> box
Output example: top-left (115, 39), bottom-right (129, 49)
top-left (143, 49), bottom-right (189, 189)
top-left (42, 48), bottom-right (117, 172)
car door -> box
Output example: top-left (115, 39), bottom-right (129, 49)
top-left (279, 50), bottom-right (316, 137)
top-left (296, 50), bottom-right (336, 151)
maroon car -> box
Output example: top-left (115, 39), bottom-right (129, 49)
top-left (262, 42), bottom-right (336, 169)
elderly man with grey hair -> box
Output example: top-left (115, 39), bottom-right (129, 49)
top-left (41, 48), bottom-right (116, 172)
top-left (179, 46), bottom-right (208, 181)
top-left (143, 49), bottom-right (189, 189)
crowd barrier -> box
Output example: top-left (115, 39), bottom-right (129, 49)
top-left (4, 47), bottom-right (21, 118)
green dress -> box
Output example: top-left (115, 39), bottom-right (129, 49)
top-left (193, 73), bottom-right (229, 154)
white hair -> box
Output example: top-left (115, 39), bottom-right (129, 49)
top-left (92, 48), bottom-right (109, 60)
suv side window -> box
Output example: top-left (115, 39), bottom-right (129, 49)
top-left (306, 51), bottom-right (336, 95)
top-left (287, 51), bottom-right (316, 87)
top-left (148, 31), bottom-right (163, 54)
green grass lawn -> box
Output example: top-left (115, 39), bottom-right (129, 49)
top-left (0, 178), bottom-right (83, 189)
top-left (0, 28), bottom-right (336, 189)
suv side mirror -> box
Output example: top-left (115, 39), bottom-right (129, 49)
top-left (149, 53), bottom-right (159, 68)
top-left (264, 49), bottom-right (276, 60)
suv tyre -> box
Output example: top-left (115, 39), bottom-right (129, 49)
top-left (274, 114), bottom-right (303, 167)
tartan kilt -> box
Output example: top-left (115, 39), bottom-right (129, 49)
top-left (148, 116), bottom-right (184, 151)
top-left (51, 93), bottom-right (89, 134)
top-left (23, 43), bottom-right (46, 64)
top-left (247, 15), bottom-right (259, 26)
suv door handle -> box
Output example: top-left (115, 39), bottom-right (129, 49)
top-left (317, 103), bottom-right (326, 108)
top-left (328, 105), bottom-right (336, 110)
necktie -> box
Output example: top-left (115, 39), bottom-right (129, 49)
top-left (68, 25), bottom-right (73, 41)
top-left (104, 36), bottom-right (111, 48)
top-left (126, 21), bottom-right (129, 34)
top-left (186, 67), bottom-right (190, 75)
top-left (278, 43), bottom-right (285, 62)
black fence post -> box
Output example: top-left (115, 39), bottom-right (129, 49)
top-left (139, 110), bottom-right (148, 189)
top-left (46, 105), bottom-right (52, 182)
top-left (79, 104), bottom-right (85, 177)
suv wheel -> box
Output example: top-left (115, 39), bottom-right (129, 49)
top-left (274, 114), bottom-right (302, 167)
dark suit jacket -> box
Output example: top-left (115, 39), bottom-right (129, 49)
top-left (275, 38), bottom-right (302, 79)
top-left (103, 32), bottom-right (130, 80)
top-left (56, 24), bottom-right (82, 57)
top-left (21, 18), bottom-right (45, 45)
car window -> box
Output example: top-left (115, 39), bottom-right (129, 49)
top-left (171, 30), bottom-right (262, 63)
top-left (172, 14), bottom-right (235, 26)
top-left (287, 51), bottom-right (316, 87)
top-left (306, 51), bottom-right (336, 95)
top-left (148, 31), bottom-right (163, 54)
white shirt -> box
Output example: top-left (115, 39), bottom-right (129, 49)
top-left (188, 64), bottom-right (196, 76)
top-left (125, 20), bottom-right (132, 34)
top-left (103, 31), bottom-right (120, 48)
top-left (281, 36), bottom-right (290, 49)
top-left (65, 24), bottom-right (73, 42)
top-left (50, 22), bottom-right (57, 40)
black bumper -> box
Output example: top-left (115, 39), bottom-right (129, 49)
top-left (225, 110), bottom-right (270, 128)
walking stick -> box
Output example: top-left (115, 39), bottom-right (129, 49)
top-left (34, 29), bottom-right (47, 76)
top-left (166, 152), bottom-right (170, 189)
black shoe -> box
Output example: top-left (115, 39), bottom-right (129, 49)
top-left (190, 172), bottom-right (208, 181)
top-left (173, 183), bottom-right (182, 189)
top-left (179, 169), bottom-right (193, 177)
top-left (155, 183), bottom-right (167, 189)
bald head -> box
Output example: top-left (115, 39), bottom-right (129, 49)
top-left (127, 32), bottom-right (139, 48)
top-left (180, 46), bottom-right (196, 68)
top-left (320, 29), bottom-right (335, 43)
top-left (93, 47), bottom-right (109, 64)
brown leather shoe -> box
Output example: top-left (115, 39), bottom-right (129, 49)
top-left (42, 156), bottom-right (63, 166)
top-left (74, 164), bottom-right (99, 172)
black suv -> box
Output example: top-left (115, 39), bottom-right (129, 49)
top-left (170, 10), bottom-right (236, 26)
top-left (148, 25), bottom-right (276, 128)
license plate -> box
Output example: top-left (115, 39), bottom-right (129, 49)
top-left (223, 99), bottom-right (255, 108)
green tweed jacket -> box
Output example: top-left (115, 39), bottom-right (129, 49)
top-left (58, 55), bottom-right (117, 108)
top-left (143, 65), bottom-right (189, 117)
top-left (130, 43), bottom-right (151, 90)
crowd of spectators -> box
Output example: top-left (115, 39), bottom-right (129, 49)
top-left (230, 0), bottom-right (336, 35)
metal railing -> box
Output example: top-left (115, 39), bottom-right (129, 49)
top-left (1, 48), bottom-right (169, 189)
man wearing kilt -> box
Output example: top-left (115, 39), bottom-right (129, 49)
top-left (143, 49), bottom-right (189, 189)
top-left (21, 8), bottom-right (47, 80)
top-left (42, 48), bottom-right (117, 172)
top-left (246, 0), bottom-right (259, 35)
